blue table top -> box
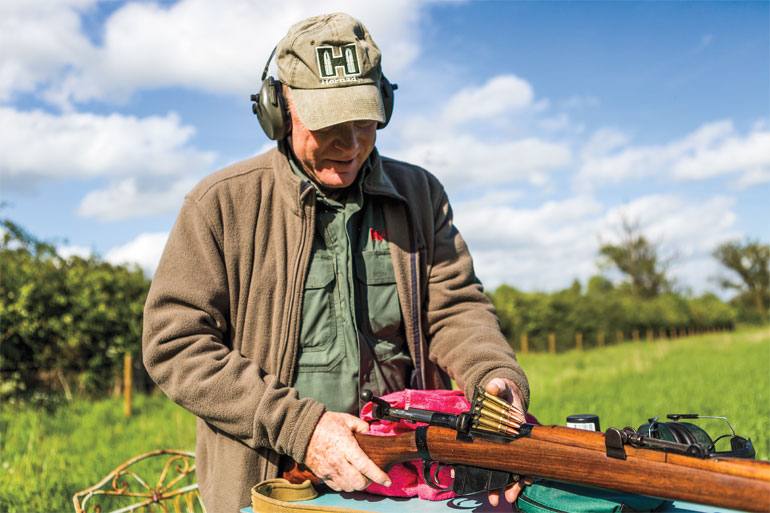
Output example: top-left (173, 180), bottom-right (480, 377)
top-left (241, 490), bottom-right (744, 513)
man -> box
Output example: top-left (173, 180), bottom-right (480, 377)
top-left (143, 13), bottom-right (529, 512)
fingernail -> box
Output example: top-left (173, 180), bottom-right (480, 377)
top-left (384, 480), bottom-right (392, 487)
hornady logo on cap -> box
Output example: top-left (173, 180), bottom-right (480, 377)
top-left (316, 44), bottom-right (361, 85)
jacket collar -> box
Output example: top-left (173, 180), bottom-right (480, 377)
top-left (273, 141), bottom-right (315, 217)
top-left (361, 148), bottom-right (406, 203)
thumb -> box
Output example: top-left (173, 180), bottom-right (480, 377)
top-left (485, 377), bottom-right (508, 396)
top-left (343, 414), bottom-right (371, 433)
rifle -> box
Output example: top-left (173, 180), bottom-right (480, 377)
top-left (287, 389), bottom-right (770, 512)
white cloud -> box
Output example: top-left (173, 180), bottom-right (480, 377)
top-left (393, 135), bottom-right (571, 190)
top-left (672, 127), bottom-right (770, 182)
top-left (2, 0), bottom-right (426, 108)
top-left (387, 73), bottom-right (571, 192)
top-left (441, 74), bottom-right (534, 125)
top-left (0, 107), bottom-right (215, 220)
top-left (105, 232), bottom-right (169, 277)
top-left (0, 107), bottom-right (214, 185)
top-left (455, 193), bottom-right (741, 294)
top-left (0, 0), bottom-right (97, 102)
top-left (599, 195), bottom-right (739, 255)
top-left (579, 120), bottom-right (770, 190)
top-left (77, 176), bottom-right (199, 221)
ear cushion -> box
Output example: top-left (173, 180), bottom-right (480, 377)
top-left (254, 77), bottom-right (289, 140)
top-left (665, 422), bottom-right (698, 445)
top-left (378, 76), bottom-right (396, 129)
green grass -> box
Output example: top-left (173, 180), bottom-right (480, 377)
top-left (0, 392), bottom-right (196, 513)
top-left (1, 328), bottom-right (767, 512)
top-left (519, 327), bottom-right (770, 460)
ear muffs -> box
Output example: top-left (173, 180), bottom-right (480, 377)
top-left (377, 75), bottom-right (397, 130)
top-left (251, 47), bottom-right (397, 139)
top-left (252, 75), bottom-right (289, 141)
top-left (665, 422), bottom-right (699, 445)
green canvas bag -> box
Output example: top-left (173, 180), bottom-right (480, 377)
top-left (515, 479), bottom-right (668, 513)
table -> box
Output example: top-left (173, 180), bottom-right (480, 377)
top-left (241, 490), bottom-right (745, 512)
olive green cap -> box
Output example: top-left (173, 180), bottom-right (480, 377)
top-left (276, 13), bottom-right (385, 130)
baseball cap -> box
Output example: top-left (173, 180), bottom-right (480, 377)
top-left (276, 13), bottom-right (386, 130)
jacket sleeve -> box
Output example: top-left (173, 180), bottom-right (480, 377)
top-left (142, 196), bottom-right (325, 464)
top-left (423, 186), bottom-right (530, 410)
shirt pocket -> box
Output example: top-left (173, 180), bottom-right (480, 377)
top-left (355, 250), bottom-right (402, 348)
top-left (299, 254), bottom-right (337, 352)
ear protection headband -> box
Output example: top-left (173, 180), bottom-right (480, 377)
top-left (639, 415), bottom-right (756, 459)
top-left (250, 47), bottom-right (397, 141)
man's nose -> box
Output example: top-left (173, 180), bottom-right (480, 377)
top-left (332, 123), bottom-right (359, 151)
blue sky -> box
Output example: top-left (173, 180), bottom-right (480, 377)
top-left (2, 0), bottom-right (768, 296)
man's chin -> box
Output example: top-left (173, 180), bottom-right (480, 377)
top-left (315, 168), bottom-right (359, 188)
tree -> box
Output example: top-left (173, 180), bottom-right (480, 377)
top-left (599, 218), bottom-right (673, 298)
top-left (713, 239), bottom-right (770, 324)
top-left (1, 219), bottom-right (151, 399)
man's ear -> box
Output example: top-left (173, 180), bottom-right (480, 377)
top-left (281, 84), bottom-right (293, 137)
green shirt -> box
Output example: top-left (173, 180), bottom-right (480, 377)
top-left (289, 155), bottom-right (413, 414)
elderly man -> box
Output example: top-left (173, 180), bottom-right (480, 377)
top-left (143, 12), bottom-right (529, 512)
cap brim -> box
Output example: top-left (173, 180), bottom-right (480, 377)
top-left (290, 83), bottom-right (385, 131)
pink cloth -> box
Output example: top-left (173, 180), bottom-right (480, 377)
top-left (360, 389), bottom-right (539, 501)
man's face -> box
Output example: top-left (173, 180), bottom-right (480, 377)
top-left (286, 90), bottom-right (377, 188)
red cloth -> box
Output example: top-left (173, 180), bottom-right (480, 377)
top-left (360, 389), bottom-right (539, 501)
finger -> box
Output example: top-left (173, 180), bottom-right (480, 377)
top-left (324, 479), bottom-right (342, 492)
top-left (484, 378), bottom-right (504, 395)
top-left (488, 489), bottom-right (501, 507)
top-left (346, 446), bottom-right (391, 487)
top-left (485, 378), bottom-right (512, 401)
top-left (334, 458), bottom-right (372, 491)
top-left (344, 414), bottom-right (372, 433)
top-left (504, 481), bottom-right (525, 503)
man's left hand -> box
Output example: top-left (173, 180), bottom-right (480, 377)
top-left (483, 377), bottom-right (534, 506)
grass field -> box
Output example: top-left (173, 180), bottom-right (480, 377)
top-left (1, 327), bottom-right (767, 513)
top-left (519, 327), bottom-right (770, 460)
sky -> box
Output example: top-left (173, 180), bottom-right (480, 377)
top-left (1, 0), bottom-right (768, 297)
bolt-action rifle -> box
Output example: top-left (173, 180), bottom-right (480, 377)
top-left (286, 389), bottom-right (770, 512)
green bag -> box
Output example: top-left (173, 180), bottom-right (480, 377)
top-left (515, 479), bottom-right (668, 513)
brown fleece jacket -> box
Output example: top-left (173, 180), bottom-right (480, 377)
top-left (142, 145), bottom-right (529, 512)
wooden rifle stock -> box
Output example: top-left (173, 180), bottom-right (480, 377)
top-left (351, 424), bottom-right (770, 513)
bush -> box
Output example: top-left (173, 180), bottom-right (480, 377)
top-left (0, 220), bottom-right (151, 400)
top-left (489, 276), bottom-right (737, 352)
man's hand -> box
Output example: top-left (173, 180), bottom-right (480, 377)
top-left (484, 378), bottom-right (534, 506)
top-left (304, 411), bottom-right (392, 492)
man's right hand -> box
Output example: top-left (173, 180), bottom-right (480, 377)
top-left (304, 411), bottom-right (392, 492)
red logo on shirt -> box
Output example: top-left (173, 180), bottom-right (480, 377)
top-left (369, 228), bottom-right (387, 242)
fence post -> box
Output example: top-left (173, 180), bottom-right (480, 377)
top-left (124, 353), bottom-right (132, 417)
top-left (520, 333), bottom-right (528, 355)
top-left (548, 332), bottom-right (556, 354)
top-left (598, 331), bottom-right (605, 348)
top-left (632, 329), bottom-right (639, 343)
top-left (659, 328), bottom-right (666, 340)
top-left (616, 330), bottom-right (623, 344)
top-left (646, 328), bottom-right (653, 343)
top-left (576, 332), bottom-right (583, 351)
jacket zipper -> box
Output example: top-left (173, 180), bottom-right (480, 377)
top-left (279, 183), bottom-right (314, 384)
top-left (405, 210), bottom-right (425, 390)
